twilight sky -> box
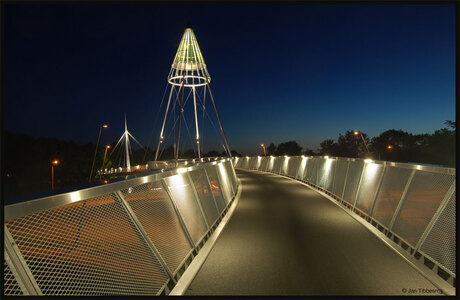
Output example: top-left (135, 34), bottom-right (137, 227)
top-left (4, 3), bottom-right (456, 156)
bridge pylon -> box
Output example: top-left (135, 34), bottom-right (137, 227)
top-left (154, 23), bottom-right (232, 164)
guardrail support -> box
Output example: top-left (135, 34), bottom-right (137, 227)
top-left (369, 162), bottom-right (387, 218)
top-left (352, 161), bottom-right (366, 211)
top-left (341, 160), bottom-right (350, 200)
top-left (4, 251), bottom-right (29, 295)
top-left (388, 169), bottom-right (416, 230)
top-left (161, 179), bottom-right (197, 250)
top-left (185, 172), bottom-right (210, 230)
top-left (414, 181), bottom-right (456, 254)
top-left (113, 191), bottom-right (176, 286)
top-left (4, 225), bottom-right (42, 295)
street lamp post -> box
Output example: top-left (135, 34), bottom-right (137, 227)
top-left (51, 160), bottom-right (59, 190)
top-left (89, 124), bottom-right (108, 182)
top-left (353, 130), bottom-right (370, 154)
top-left (101, 145), bottom-right (111, 171)
top-left (260, 143), bottom-right (267, 156)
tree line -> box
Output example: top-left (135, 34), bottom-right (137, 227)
top-left (3, 121), bottom-right (454, 199)
top-left (263, 120), bottom-right (455, 167)
top-left (3, 131), bottom-right (240, 199)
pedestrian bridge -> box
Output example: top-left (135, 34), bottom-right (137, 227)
top-left (3, 156), bottom-right (456, 295)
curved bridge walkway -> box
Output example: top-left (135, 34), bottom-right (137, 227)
top-left (185, 169), bottom-right (439, 295)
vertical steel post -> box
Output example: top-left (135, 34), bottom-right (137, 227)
top-left (388, 169), bottom-right (416, 230)
top-left (206, 83), bottom-right (232, 158)
top-left (341, 160), bottom-right (350, 200)
top-left (329, 157), bottom-right (339, 194)
top-left (369, 162), bottom-right (387, 218)
top-left (155, 87), bottom-right (175, 161)
top-left (414, 181), bottom-right (456, 253)
top-left (352, 160), bottom-right (367, 211)
top-left (4, 251), bottom-right (29, 295)
top-left (4, 226), bottom-right (42, 295)
top-left (192, 86), bottom-right (201, 159)
top-left (175, 79), bottom-right (186, 164)
top-left (113, 191), bottom-right (176, 284)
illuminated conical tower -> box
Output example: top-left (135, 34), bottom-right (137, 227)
top-left (154, 24), bottom-right (231, 162)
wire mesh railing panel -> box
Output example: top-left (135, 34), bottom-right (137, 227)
top-left (233, 157), bottom-right (242, 168)
top-left (287, 157), bottom-right (301, 178)
top-left (296, 157), bottom-right (308, 179)
top-left (267, 156), bottom-right (276, 172)
top-left (392, 171), bottom-right (455, 246)
top-left (317, 159), bottom-right (336, 190)
top-left (248, 157), bottom-right (257, 169)
top-left (272, 157), bottom-right (283, 173)
top-left (280, 157), bottom-right (290, 175)
top-left (304, 158), bottom-right (318, 184)
top-left (120, 181), bottom-right (192, 274)
top-left (371, 166), bottom-right (413, 227)
top-left (189, 169), bottom-right (220, 226)
top-left (204, 166), bottom-right (226, 213)
top-left (260, 156), bottom-right (270, 171)
top-left (252, 157), bottom-right (262, 170)
top-left (4, 259), bottom-right (24, 295)
top-left (224, 160), bottom-right (238, 194)
top-left (165, 175), bottom-right (208, 245)
top-left (420, 192), bottom-right (456, 275)
top-left (217, 163), bottom-right (234, 204)
top-left (331, 159), bottom-right (348, 198)
top-left (240, 157), bottom-right (250, 169)
top-left (355, 163), bottom-right (385, 214)
top-left (5, 194), bottom-right (168, 295)
top-left (342, 160), bottom-right (364, 204)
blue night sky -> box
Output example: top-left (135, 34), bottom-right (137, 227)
top-left (4, 3), bottom-right (456, 155)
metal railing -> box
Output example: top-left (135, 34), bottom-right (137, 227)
top-left (234, 155), bottom-right (456, 286)
top-left (97, 157), bottom-right (224, 176)
top-left (4, 158), bottom-right (238, 296)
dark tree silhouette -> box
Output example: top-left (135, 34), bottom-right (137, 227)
top-left (275, 141), bottom-right (302, 156)
top-left (267, 143), bottom-right (276, 155)
top-left (336, 130), bottom-right (370, 158)
top-left (319, 139), bottom-right (339, 156)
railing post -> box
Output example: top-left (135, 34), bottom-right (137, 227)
top-left (369, 162), bottom-right (387, 218)
top-left (341, 160), bottom-right (350, 200)
top-left (329, 158), bottom-right (338, 193)
top-left (413, 181), bottom-right (456, 254)
top-left (388, 169), bottom-right (416, 230)
top-left (352, 160), bottom-right (366, 211)
top-left (160, 179), bottom-right (196, 250)
top-left (4, 251), bottom-right (29, 295)
top-left (113, 191), bottom-right (176, 285)
top-left (185, 172), bottom-right (210, 230)
top-left (4, 225), bottom-right (42, 295)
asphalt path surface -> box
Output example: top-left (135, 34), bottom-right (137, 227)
top-left (185, 169), bottom-right (440, 296)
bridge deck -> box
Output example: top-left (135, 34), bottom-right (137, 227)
top-left (185, 169), bottom-right (440, 295)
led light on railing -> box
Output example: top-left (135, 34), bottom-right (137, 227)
top-left (324, 156), bottom-right (329, 159)
top-left (212, 161), bottom-right (217, 165)
top-left (364, 159), bottom-right (373, 163)
top-left (70, 192), bottom-right (81, 203)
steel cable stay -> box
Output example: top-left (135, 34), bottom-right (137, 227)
top-left (142, 80), bottom-right (171, 164)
